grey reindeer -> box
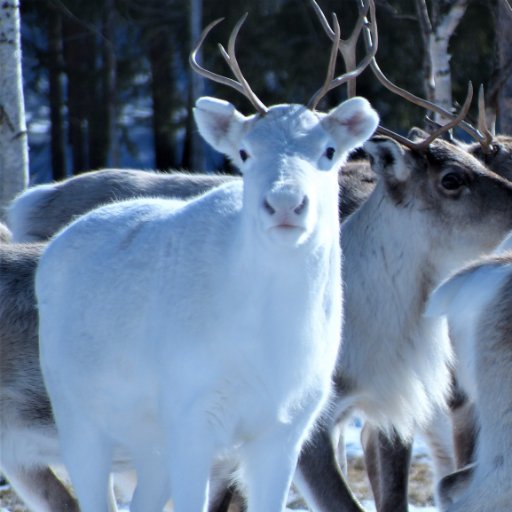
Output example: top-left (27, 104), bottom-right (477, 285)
top-left (308, 2), bottom-right (512, 510)
top-left (426, 231), bottom-right (512, 512)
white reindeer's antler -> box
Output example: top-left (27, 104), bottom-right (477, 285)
top-left (189, 15), bottom-right (268, 115)
top-left (308, 0), bottom-right (378, 110)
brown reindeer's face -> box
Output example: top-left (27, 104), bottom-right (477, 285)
top-left (365, 136), bottom-right (512, 255)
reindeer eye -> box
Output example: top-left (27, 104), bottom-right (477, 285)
top-left (441, 172), bottom-right (465, 191)
top-left (239, 149), bottom-right (249, 162)
top-left (325, 147), bottom-right (335, 160)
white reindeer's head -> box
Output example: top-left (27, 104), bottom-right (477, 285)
top-left (191, 15), bottom-right (378, 247)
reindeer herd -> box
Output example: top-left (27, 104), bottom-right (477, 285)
top-left (1, 1), bottom-right (512, 511)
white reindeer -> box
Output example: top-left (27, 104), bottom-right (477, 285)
top-left (35, 15), bottom-right (378, 512)
top-left (425, 233), bottom-right (512, 512)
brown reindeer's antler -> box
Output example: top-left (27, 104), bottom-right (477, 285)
top-left (189, 15), bottom-right (268, 115)
top-left (477, 84), bottom-right (494, 154)
top-left (308, 0), bottom-right (378, 110)
top-left (312, 0), bottom-right (491, 151)
top-left (359, 10), bottom-right (492, 151)
top-left (376, 83), bottom-right (474, 151)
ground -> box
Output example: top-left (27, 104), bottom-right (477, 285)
top-left (0, 452), bottom-right (436, 511)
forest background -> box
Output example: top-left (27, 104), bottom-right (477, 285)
top-left (20, 0), bottom-right (512, 183)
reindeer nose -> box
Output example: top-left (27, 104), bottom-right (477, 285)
top-left (263, 187), bottom-right (309, 217)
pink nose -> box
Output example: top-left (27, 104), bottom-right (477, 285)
top-left (263, 188), bottom-right (309, 217)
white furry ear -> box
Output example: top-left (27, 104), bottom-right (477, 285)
top-left (193, 97), bottom-right (248, 158)
top-left (364, 137), bottom-right (410, 182)
top-left (322, 97), bottom-right (379, 155)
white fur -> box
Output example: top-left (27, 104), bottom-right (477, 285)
top-left (7, 184), bottom-right (55, 242)
top-left (339, 139), bottom-right (454, 439)
top-left (427, 253), bottom-right (512, 511)
top-left (426, 262), bottom-right (511, 398)
top-left (36, 96), bottom-right (378, 512)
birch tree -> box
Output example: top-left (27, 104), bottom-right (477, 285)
top-left (0, 0), bottom-right (28, 222)
top-left (414, 0), bottom-right (469, 124)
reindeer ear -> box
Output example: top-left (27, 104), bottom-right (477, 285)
top-left (322, 97), bottom-right (379, 156)
top-left (408, 127), bottom-right (429, 141)
top-left (193, 97), bottom-right (248, 158)
top-left (364, 137), bottom-right (410, 182)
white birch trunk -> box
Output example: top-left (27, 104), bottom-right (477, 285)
top-left (428, 0), bottom-right (469, 124)
top-left (0, 0), bottom-right (28, 222)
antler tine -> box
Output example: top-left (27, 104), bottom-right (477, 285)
top-left (376, 82), bottom-right (474, 151)
top-left (340, 0), bottom-right (371, 98)
top-left (502, 0), bottom-right (512, 15)
top-left (477, 84), bottom-right (494, 153)
top-left (308, 12), bottom-right (341, 110)
top-left (190, 19), bottom-right (244, 94)
top-left (361, 23), bottom-right (486, 147)
top-left (218, 13), bottom-right (267, 115)
top-left (189, 15), bottom-right (267, 115)
top-left (308, 0), bottom-right (378, 110)
top-left (412, 81), bottom-right (474, 150)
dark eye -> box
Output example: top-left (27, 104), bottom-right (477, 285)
top-left (239, 149), bottom-right (249, 162)
top-left (325, 147), bottom-right (335, 160)
top-left (441, 172), bottom-right (465, 191)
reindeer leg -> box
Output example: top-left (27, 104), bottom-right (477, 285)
top-left (361, 423), bottom-right (412, 512)
top-left (208, 485), bottom-right (246, 512)
top-left (294, 422), bottom-right (366, 512)
top-left (437, 463), bottom-right (475, 510)
top-left (1, 464), bottom-right (79, 512)
top-left (449, 382), bottom-right (478, 469)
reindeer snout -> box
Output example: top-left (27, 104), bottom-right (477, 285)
top-left (263, 187), bottom-right (309, 219)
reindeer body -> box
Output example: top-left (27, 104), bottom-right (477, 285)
top-left (363, 131), bottom-right (512, 512)
top-left (295, 135), bottom-right (512, 512)
top-left (36, 97), bottom-right (378, 512)
top-left (340, 180), bottom-right (453, 434)
top-left (427, 239), bottom-right (512, 512)
top-left (7, 170), bottom-right (236, 242)
top-left (0, 243), bottom-right (81, 512)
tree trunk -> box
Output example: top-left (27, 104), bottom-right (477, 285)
top-left (103, 0), bottom-right (118, 167)
top-left (183, 0), bottom-right (205, 172)
top-left (414, 0), bottom-right (469, 124)
top-left (149, 28), bottom-right (176, 171)
top-left (48, 3), bottom-right (67, 181)
top-left (496, 1), bottom-right (512, 133)
top-left (0, 0), bottom-right (28, 221)
top-left (63, 15), bottom-right (94, 174)
top-left (429, 0), bottom-right (468, 123)
top-left (88, 7), bottom-right (116, 171)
